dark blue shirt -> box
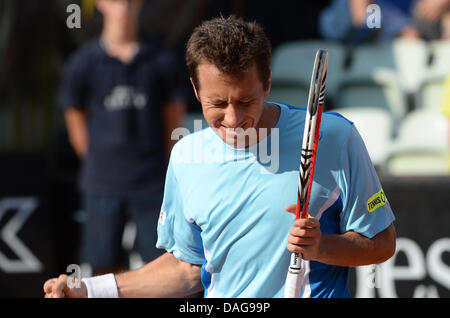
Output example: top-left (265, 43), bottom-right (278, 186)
top-left (59, 38), bottom-right (188, 194)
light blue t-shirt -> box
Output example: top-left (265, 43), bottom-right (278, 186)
top-left (156, 102), bottom-right (395, 298)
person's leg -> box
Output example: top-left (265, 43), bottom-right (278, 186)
top-left (81, 192), bottom-right (128, 275)
top-left (126, 188), bottom-right (204, 297)
top-left (125, 190), bottom-right (164, 264)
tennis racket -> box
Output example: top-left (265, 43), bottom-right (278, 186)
top-left (284, 49), bottom-right (328, 298)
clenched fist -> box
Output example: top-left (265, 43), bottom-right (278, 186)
top-left (43, 274), bottom-right (88, 298)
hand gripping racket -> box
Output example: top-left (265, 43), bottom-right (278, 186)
top-left (284, 49), bottom-right (328, 298)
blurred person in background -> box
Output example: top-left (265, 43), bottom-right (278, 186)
top-left (319, 0), bottom-right (450, 45)
top-left (59, 0), bottom-right (188, 275)
top-left (412, 0), bottom-right (450, 39)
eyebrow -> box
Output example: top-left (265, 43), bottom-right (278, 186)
top-left (207, 96), bottom-right (253, 103)
top-left (208, 98), bottom-right (226, 104)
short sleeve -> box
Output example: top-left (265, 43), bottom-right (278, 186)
top-left (58, 53), bottom-right (88, 110)
top-left (338, 125), bottom-right (395, 238)
top-left (156, 159), bottom-right (205, 265)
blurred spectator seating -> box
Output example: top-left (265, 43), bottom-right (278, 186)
top-left (268, 40), bottom-right (347, 108)
top-left (386, 109), bottom-right (449, 175)
top-left (419, 40), bottom-right (450, 113)
top-left (335, 41), bottom-right (411, 129)
top-left (392, 38), bottom-right (429, 95)
top-left (330, 107), bottom-right (393, 170)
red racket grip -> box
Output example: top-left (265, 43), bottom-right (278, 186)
top-left (301, 104), bottom-right (323, 219)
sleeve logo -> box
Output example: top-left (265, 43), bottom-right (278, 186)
top-left (367, 189), bottom-right (387, 213)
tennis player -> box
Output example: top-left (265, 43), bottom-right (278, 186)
top-left (43, 15), bottom-right (396, 298)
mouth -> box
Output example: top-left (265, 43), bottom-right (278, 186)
top-left (216, 122), bottom-right (258, 147)
top-left (219, 125), bottom-right (247, 138)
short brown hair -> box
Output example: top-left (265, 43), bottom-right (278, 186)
top-left (186, 15), bottom-right (272, 90)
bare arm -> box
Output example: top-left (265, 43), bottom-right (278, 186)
top-left (43, 252), bottom-right (203, 298)
top-left (64, 107), bottom-right (88, 158)
top-left (285, 204), bottom-right (396, 266)
top-left (162, 100), bottom-right (186, 158)
top-left (115, 252), bottom-right (203, 298)
top-left (314, 224), bottom-right (396, 266)
top-left (349, 0), bottom-right (371, 27)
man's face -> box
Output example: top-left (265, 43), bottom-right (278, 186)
top-left (192, 62), bottom-right (271, 147)
top-left (96, 0), bottom-right (143, 22)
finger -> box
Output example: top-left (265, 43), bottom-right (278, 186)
top-left (284, 204), bottom-right (297, 214)
top-left (287, 243), bottom-right (306, 254)
top-left (287, 235), bottom-right (317, 246)
top-left (287, 243), bottom-right (299, 253)
top-left (294, 217), bottom-right (320, 229)
top-left (290, 227), bottom-right (321, 238)
top-left (287, 244), bottom-right (315, 259)
top-left (43, 278), bottom-right (57, 293)
top-left (54, 291), bottom-right (65, 298)
top-left (53, 275), bottom-right (68, 298)
top-left (45, 292), bottom-right (53, 298)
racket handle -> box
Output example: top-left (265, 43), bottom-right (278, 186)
top-left (284, 252), bottom-right (303, 298)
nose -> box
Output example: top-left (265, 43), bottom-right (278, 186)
top-left (222, 104), bottom-right (243, 128)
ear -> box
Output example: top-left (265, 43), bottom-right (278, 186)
top-left (190, 77), bottom-right (201, 102)
top-left (264, 72), bottom-right (272, 98)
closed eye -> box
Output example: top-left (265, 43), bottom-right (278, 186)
top-left (211, 101), bottom-right (227, 107)
top-left (239, 100), bottom-right (252, 106)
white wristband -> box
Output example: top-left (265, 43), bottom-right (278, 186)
top-left (81, 273), bottom-right (119, 298)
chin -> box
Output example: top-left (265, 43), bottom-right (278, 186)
top-left (218, 126), bottom-right (256, 148)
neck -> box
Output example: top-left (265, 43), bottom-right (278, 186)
top-left (101, 19), bottom-right (139, 63)
top-left (102, 18), bottom-right (139, 46)
top-left (257, 102), bottom-right (280, 131)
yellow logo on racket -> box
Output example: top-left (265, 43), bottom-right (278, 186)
top-left (367, 189), bottom-right (387, 213)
